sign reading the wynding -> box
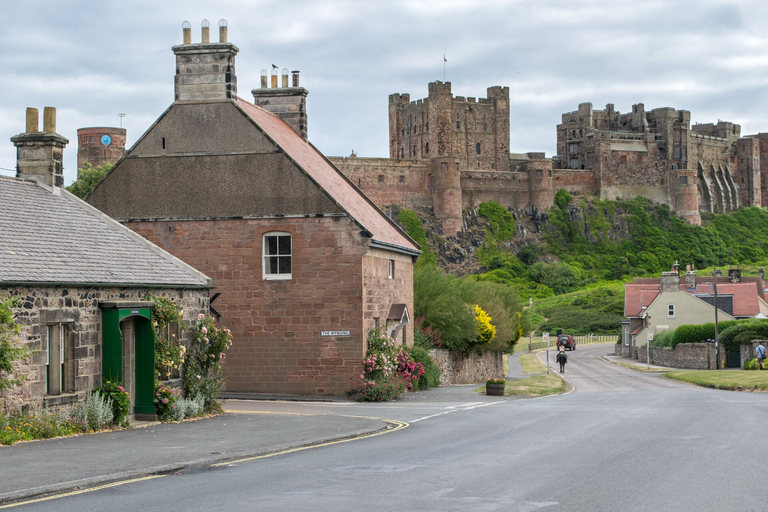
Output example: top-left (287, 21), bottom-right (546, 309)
top-left (322, 330), bottom-right (350, 337)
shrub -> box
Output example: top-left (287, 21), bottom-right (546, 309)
top-left (473, 304), bottom-right (496, 346)
top-left (554, 189), bottom-right (572, 211)
top-left (154, 383), bottom-right (177, 421)
top-left (183, 314), bottom-right (233, 414)
top-left (394, 350), bottom-right (425, 390)
top-left (1, 408), bottom-right (83, 445)
top-left (744, 358), bottom-right (758, 370)
top-left (408, 345), bottom-right (441, 390)
top-left (719, 321), bottom-right (768, 351)
top-left (478, 200), bottom-right (515, 242)
top-left (349, 373), bottom-right (407, 402)
top-left (414, 266), bottom-right (477, 351)
top-left (97, 379), bottom-right (131, 426)
top-left (529, 262), bottom-right (581, 295)
top-left (71, 391), bottom-right (114, 431)
top-left (652, 329), bottom-right (675, 347)
top-left (398, 208), bottom-right (437, 268)
top-left (414, 317), bottom-right (442, 348)
top-left (0, 296), bottom-right (29, 393)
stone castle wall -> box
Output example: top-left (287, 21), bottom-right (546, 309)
top-left (429, 349), bottom-right (504, 385)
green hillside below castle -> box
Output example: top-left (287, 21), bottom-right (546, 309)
top-left (397, 192), bottom-right (768, 335)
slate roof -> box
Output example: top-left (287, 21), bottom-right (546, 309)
top-left (236, 98), bottom-right (420, 255)
top-left (0, 176), bottom-right (211, 287)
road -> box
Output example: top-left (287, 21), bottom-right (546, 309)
top-left (11, 344), bottom-right (768, 511)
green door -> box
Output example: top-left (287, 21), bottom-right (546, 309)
top-left (100, 301), bottom-right (155, 418)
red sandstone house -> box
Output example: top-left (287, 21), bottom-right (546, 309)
top-left (621, 263), bottom-right (768, 360)
top-left (2, 107), bottom-right (210, 416)
top-left (87, 22), bottom-right (420, 396)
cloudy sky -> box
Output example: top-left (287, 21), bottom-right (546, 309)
top-left (2, 0), bottom-right (768, 185)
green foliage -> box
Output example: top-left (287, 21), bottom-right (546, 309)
top-left (0, 296), bottom-right (28, 393)
top-left (96, 379), bottom-right (131, 427)
top-left (1, 406), bottom-right (98, 445)
top-left (532, 283), bottom-right (625, 334)
top-left (154, 383), bottom-right (177, 421)
top-left (350, 373), bottom-right (407, 402)
top-left (71, 392), bottom-right (114, 431)
top-left (554, 189), bottom-right (572, 211)
top-left (408, 344), bottom-right (441, 390)
top-left (65, 162), bottom-right (112, 199)
top-left (743, 358), bottom-right (759, 370)
top-left (398, 208), bottom-right (437, 268)
top-left (414, 266), bottom-right (478, 352)
top-left (183, 314), bottom-right (233, 414)
top-left (478, 200), bottom-right (515, 241)
top-left (652, 329), bottom-right (675, 347)
top-left (529, 262), bottom-right (581, 295)
top-left (719, 320), bottom-right (768, 351)
top-left (486, 377), bottom-right (505, 385)
top-left (454, 278), bottom-right (523, 352)
top-left (517, 243), bottom-right (540, 265)
top-left (669, 320), bottom-right (739, 348)
top-left (351, 330), bottom-right (421, 401)
top-left (146, 295), bottom-right (187, 379)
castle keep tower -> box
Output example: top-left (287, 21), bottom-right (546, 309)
top-left (173, 20), bottom-right (238, 101)
top-left (11, 107), bottom-right (68, 187)
top-left (252, 69), bottom-right (308, 140)
top-left (389, 81), bottom-right (510, 172)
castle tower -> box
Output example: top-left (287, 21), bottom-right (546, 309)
top-left (431, 156), bottom-right (463, 235)
top-left (11, 107), bottom-right (68, 187)
top-left (527, 158), bottom-right (553, 211)
top-left (670, 169), bottom-right (700, 225)
top-left (252, 69), bottom-right (309, 140)
top-left (77, 127), bottom-right (127, 171)
top-left (172, 19), bottom-right (238, 102)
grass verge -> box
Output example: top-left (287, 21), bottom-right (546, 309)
top-left (479, 351), bottom-right (566, 396)
top-left (664, 370), bottom-right (768, 392)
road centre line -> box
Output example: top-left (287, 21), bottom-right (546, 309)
top-left (0, 475), bottom-right (166, 509)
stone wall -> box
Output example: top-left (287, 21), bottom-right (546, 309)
top-left (429, 349), bottom-right (504, 385)
top-left (635, 342), bottom-right (722, 369)
top-left (1, 285), bottom-right (208, 412)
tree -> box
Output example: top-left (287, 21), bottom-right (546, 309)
top-left (66, 162), bottom-right (113, 199)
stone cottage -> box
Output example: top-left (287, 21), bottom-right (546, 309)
top-left (86, 22), bottom-right (420, 396)
top-left (1, 107), bottom-right (211, 416)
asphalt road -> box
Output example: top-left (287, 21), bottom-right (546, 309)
top-left (13, 344), bottom-right (768, 512)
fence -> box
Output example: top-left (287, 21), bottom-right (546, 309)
top-left (523, 334), bottom-right (618, 352)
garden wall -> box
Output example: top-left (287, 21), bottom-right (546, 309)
top-left (635, 343), bottom-right (722, 370)
top-left (429, 349), bottom-right (503, 385)
top-left (741, 341), bottom-right (768, 367)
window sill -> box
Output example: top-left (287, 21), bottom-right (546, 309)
top-left (264, 275), bottom-right (292, 281)
top-left (44, 392), bottom-right (79, 406)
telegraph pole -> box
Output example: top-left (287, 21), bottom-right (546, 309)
top-left (713, 267), bottom-right (720, 370)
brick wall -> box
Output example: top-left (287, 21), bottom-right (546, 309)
top-left (127, 215), bottom-right (411, 396)
top-left (1, 285), bottom-right (207, 411)
top-left (362, 248), bottom-right (414, 348)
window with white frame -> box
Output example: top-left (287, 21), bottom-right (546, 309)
top-left (46, 323), bottom-right (73, 395)
top-left (388, 259), bottom-right (395, 279)
top-left (667, 304), bottom-right (675, 318)
top-left (263, 233), bottom-right (292, 279)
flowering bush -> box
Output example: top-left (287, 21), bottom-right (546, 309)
top-left (486, 378), bottom-right (505, 385)
top-left (156, 336), bottom-right (186, 380)
top-left (0, 296), bottom-right (29, 393)
top-left (153, 383), bottom-right (177, 421)
top-left (414, 316), bottom-right (442, 349)
top-left (147, 295), bottom-right (187, 379)
top-left (97, 379), bottom-right (131, 426)
top-left (395, 350), bottom-right (425, 390)
top-left (473, 304), bottom-right (496, 345)
top-left (183, 314), bottom-right (233, 414)
top-left (349, 373), bottom-right (408, 402)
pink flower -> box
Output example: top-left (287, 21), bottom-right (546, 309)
top-left (198, 313), bottom-right (205, 320)
top-left (118, 386), bottom-right (125, 392)
top-left (196, 375), bottom-right (201, 380)
top-left (201, 326), bottom-right (208, 334)
top-left (161, 398), bottom-right (169, 404)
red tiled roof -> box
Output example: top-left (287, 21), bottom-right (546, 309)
top-left (235, 98), bottom-right (419, 254)
top-left (624, 282), bottom-right (660, 316)
top-left (689, 281), bottom-right (761, 317)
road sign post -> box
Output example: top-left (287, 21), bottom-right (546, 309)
top-left (543, 332), bottom-right (550, 374)
top-left (647, 331), bottom-right (654, 370)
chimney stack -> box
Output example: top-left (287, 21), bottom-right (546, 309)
top-left (11, 107), bottom-right (69, 187)
top-left (252, 68), bottom-right (309, 140)
top-left (172, 19), bottom-right (238, 102)
top-left (660, 271), bottom-right (680, 292)
top-left (728, 266), bottom-right (742, 283)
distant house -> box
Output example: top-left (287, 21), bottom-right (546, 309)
top-left (621, 263), bottom-right (768, 355)
top-left (86, 22), bottom-right (420, 396)
top-left (1, 107), bottom-right (210, 417)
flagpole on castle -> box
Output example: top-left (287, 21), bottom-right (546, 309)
top-left (443, 53), bottom-right (446, 81)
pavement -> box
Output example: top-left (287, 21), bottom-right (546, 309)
top-left (599, 352), bottom-right (676, 372)
top-left (0, 350), bottom-right (541, 506)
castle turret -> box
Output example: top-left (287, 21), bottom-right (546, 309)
top-left (11, 107), bottom-right (68, 187)
top-left (252, 69), bottom-right (309, 140)
top-left (431, 156), bottom-right (463, 235)
top-left (77, 127), bottom-right (126, 171)
top-left (172, 20), bottom-right (238, 102)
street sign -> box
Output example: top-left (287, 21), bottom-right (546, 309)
top-left (543, 332), bottom-right (549, 343)
top-left (647, 331), bottom-right (654, 341)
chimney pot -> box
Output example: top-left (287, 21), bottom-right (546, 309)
top-left (291, 70), bottom-right (300, 87)
top-left (43, 107), bottom-right (56, 133)
top-left (271, 68), bottom-right (278, 88)
top-left (218, 19), bottom-right (228, 42)
top-left (182, 21), bottom-right (192, 44)
top-left (281, 68), bottom-right (289, 88)
top-left (201, 19), bottom-right (210, 43)
top-left (260, 69), bottom-right (268, 89)
top-left (25, 107), bottom-right (39, 133)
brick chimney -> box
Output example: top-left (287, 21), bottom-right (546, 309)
top-left (11, 107), bottom-right (68, 187)
top-left (685, 270), bottom-right (697, 290)
top-left (728, 266), bottom-right (742, 283)
top-left (172, 20), bottom-right (238, 102)
top-left (252, 69), bottom-right (309, 140)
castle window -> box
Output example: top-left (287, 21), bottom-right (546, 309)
top-left (579, 129), bottom-right (583, 137)
top-left (425, 143), bottom-right (429, 155)
top-left (413, 145), bottom-right (416, 157)
top-left (536, 170), bottom-right (543, 178)
top-left (263, 232), bottom-right (292, 280)
top-left (456, 121), bottom-right (460, 130)
top-left (378, 175), bottom-right (384, 183)
top-left (483, 122), bottom-right (487, 132)
top-left (441, 162), bottom-right (448, 171)
top-left (673, 146), bottom-right (681, 159)
top-left (570, 159), bottom-right (579, 169)
top-left (400, 148), bottom-right (404, 158)
top-left (572, 130), bottom-right (576, 138)
top-left (476, 143), bottom-right (481, 154)
top-left (399, 175), bottom-right (405, 183)
top-left (161, 137), bottom-right (166, 150)
top-left (680, 176), bottom-right (688, 185)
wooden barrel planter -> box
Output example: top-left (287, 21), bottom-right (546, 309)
top-left (486, 382), bottom-right (505, 396)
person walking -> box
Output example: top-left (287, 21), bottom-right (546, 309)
top-left (556, 350), bottom-right (567, 373)
top-left (756, 341), bottom-right (766, 370)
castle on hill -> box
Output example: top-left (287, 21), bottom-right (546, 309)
top-left (327, 81), bottom-right (767, 232)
